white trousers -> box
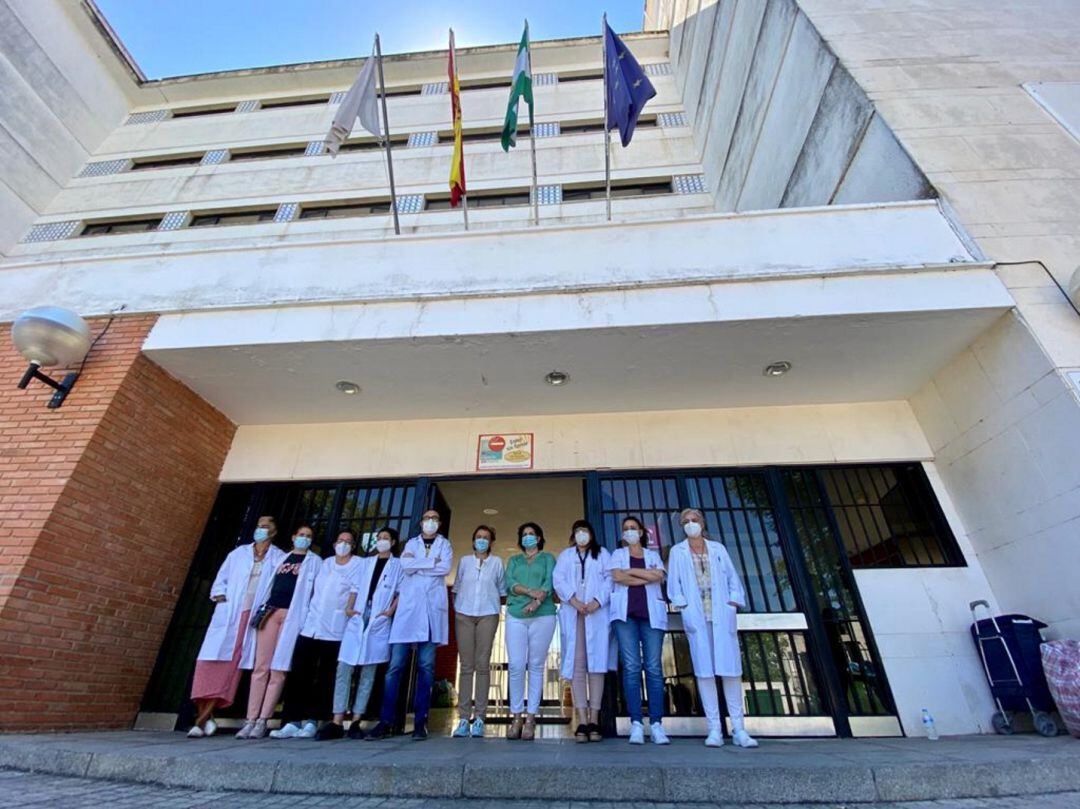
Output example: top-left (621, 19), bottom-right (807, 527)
top-left (696, 620), bottom-right (746, 732)
top-left (505, 613), bottom-right (557, 715)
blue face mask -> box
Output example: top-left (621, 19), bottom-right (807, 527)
top-left (253, 527), bottom-right (269, 542)
top-left (474, 538), bottom-right (490, 553)
top-left (521, 534), bottom-right (539, 549)
top-left (293, 535), bottom-right (312, 550)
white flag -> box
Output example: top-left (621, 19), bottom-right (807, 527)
top-left (324, 54), bottom-right (381, 156)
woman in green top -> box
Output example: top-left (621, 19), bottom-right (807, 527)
top-left (503, 522), bottom-right (556, 741)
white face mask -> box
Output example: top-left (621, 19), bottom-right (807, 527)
top-left (293, 535), bottom-right (312, 550)
top-left (422, 519), bottom-right (439, 535)
top-left (622, 529), bottom-right (641, 545)
top-left (375, 538), bottom-right (393, 553)
top-left (334, 542), bottom-right (351, 557)
top-left (683, 521), bottom-right (703, 538)
top-left (574, 530), bottom-right (591, 547)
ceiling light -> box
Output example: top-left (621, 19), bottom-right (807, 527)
top-left (763, 361), bottom-right (792, 378)
top-left (544, 370), bottom-right (570, 386)
top-left (335, 380), bottom-right (360, 395)
top-left (482, 508), bottom-right (499, 515)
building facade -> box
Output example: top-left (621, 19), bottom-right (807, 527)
top-left (0, 0), bottom-right (1078, 737)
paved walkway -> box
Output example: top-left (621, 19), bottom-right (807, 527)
top-left (3, 769), bottom-right (1080, 809)
top-left (0, 731), bottom-right (1078, 805)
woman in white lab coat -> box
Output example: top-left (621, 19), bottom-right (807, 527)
top-left (270, 529), bottom-right (365, 740)
top-left (365, 509), bottom-right (453, 741)
top-left (235, 524), bottom-right (322, 740)
top-left (553, 519), bottom-right (612, 743)
top-left (608, 515), bottom-right (670, 745)
top-left (667, 507), bottom-right (758, 748)
top-left (188, 515), bottom-right (285, 738)
top-left (324, 526), bottom-right (402, 739)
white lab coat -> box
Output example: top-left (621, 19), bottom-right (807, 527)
top-left (553, 546), bottom-right (613, 678)
top-left (197, 543), bottom-right (286, 666)
top-left (607, 547), bottom-right (669, 631)
top-left (388, 535), bottom-right (453, 646)
top-left (244, 550), bottom-right (322, 672)
top-left (338, 555), bottom-right (403, 666)
top-left (667, 539), bottom-right (747, 677)
top-left (301, 555), bottom-right (365, 641)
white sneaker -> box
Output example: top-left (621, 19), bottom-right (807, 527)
top-left (235, 721), bottom-right (255, 739)
top-left (269, 722), bottom-right (301, 739)
top-left (297, 721), bottom-right (318, 739)
top-left (203, 719), bottom-right (217, 737)
top-left (452, 719), bottom-right (470, 738)
top-left (186, 725), bottom-right (204, 738)
top-left (628, 721), bottom-right (645, 744)
top-left (705, 728), bottom-right (724, 747)
top-left (650, 723), bottom-right (670, 745)
top-left (470, 718), bottom-right (485, 738)
top-left (732, 729), bottom-right (759, 748)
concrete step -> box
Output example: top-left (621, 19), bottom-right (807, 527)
top-left (0, 732), bottom-right (1077, 804)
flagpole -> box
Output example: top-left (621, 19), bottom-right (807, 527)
top-left (450, 28), bottom-right (469, 231)
top-left (602, 13), bottom-right (612, 222)
top-left (525, 20), bottom-right (539, 227)
top-left (374, 34), bottom-right (400, 236)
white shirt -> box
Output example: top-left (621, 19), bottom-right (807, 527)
top-left (301, 555), bottom-right (365, 641)
top-left (452, 553), bottom-right (507, 617)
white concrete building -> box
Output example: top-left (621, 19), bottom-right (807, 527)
top-left (1, 0), bottom-right (1078, 739)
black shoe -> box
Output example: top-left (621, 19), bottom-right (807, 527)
top-left (346, 722), bottom-right (366, 740)
top-left (411, 723), bottom-right (428, 740)
top-left (363, 721), bottom-right (392, 740)
top-left (314, 722), bottom-right (344, 741)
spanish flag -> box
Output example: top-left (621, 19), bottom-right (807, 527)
top-left (448, 29), bottom-right (466, 207)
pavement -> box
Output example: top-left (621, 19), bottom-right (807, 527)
top-left (0, 731), bottom-right (1078, 805)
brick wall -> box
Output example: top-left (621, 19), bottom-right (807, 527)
top-left (0, 315), bottom-right (236, 731)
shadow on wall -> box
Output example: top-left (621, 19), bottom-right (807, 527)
top-left (647, 0), bottom-right (934, 212)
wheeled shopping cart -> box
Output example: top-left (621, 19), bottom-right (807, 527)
top-left (969, 600), bottom-right (1058, 737)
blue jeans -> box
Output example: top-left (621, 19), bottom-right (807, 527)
top-left (613, 617), bottom-right (665, 724)
top-left (379, 641), bottom-right (437, 726)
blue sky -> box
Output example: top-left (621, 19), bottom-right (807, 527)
top-left (95, 1), bottom-right (645, 79)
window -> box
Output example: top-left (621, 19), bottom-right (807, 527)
top-left (170, 105), bottom-right (236, 119)
top-left (189, 209), bottom-right (278, 228)
top-left (557, 71), bottom-right (605, 83)
top-left (560, 117), bottom-right (658, 136)
top-left (130, 154), bottom-right (205, 171)
top-left (259, 95), bottom-right (331, 110)
top-left (80, 218), bottom-right (162, 236)
top-left (460, 79), bottom-right (511, 92)
top-left (819, 464), bottom-right (964, 568)
top-left (299, 201), bottom-right (392, 220)
top-left (229, 146), bottom-right (308, 162)
top-left (562, 179), bottom-right (673, 201)
top-left (424, 190), bottom-right (531, 211)
top-left (337, 135), bottom-right (409, 153)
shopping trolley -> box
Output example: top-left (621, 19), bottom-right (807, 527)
top-left (969, 600), bottom-right (1058, 736)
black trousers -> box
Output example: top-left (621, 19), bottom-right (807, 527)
top-left (280, 634), bottom-right (341, 724)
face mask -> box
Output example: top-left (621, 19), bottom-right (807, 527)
top-left (293, 535), bottom-right (312, 550)
top-left (521, 534), bottom-right (539, 550)
top-left (574, 530), bottom-right (591, 547)
top-left (375, 538), bottom-right (392, 553)
top-left (253, 527), bottom-right (269, 543)
top-left (474, 538), bottom-right (490, 553)
top-left (683, 522), bottom-right (703, 538)
top-left (334, 542), bottom-right (351, 557)
top-left (422, 519), bottom-right (439, 535)
top-left (623, 529), bottom-right (641, 545)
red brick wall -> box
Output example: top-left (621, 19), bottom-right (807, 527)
top-left (0, 315), bottom-right (236, 731)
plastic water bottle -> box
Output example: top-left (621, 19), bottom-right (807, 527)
top-left (922, 708), bottom-right (939, 740)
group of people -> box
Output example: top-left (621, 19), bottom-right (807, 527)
top-left (186, 507), bottom-right (759, 749)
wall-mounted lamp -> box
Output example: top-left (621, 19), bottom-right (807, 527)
top-left (11, 307), bottom-right (92, 408)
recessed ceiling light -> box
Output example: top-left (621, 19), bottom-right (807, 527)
top-left (763, 361), bottom-right (792, 377)
top-left (544, 370), bottom-right (570, 386)
top-left (482, 508), bottom-right (499, 515)
top-left (335, 380), bottom-right (360, 395)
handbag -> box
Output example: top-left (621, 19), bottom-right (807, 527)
top-left (250, 603), bottom-right (278, 630)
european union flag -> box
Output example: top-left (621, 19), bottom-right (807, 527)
top-left (604, 22), bottom-right (657, 147)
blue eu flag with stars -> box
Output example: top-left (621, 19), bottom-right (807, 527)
top-left (604, 22), bottom-right (657, 147)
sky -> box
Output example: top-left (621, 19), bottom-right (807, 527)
top-left (94, 1), bottom-right (645, 79)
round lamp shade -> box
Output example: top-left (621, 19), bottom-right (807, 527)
top-left (11, 307), bottom-right (92, 368)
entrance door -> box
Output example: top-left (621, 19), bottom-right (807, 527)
top-left (590, 469), bottom-right (898, 737)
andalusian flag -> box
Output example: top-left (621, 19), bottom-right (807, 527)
top-left (448, 28), bottom-right (466, 207)
top-left (501, 22), bottom-right (534, 151)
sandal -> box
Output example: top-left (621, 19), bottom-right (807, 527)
top-left (507, 715), bottom-right (524, 740)
top-left (588, 722), bottom-right (603, 742)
